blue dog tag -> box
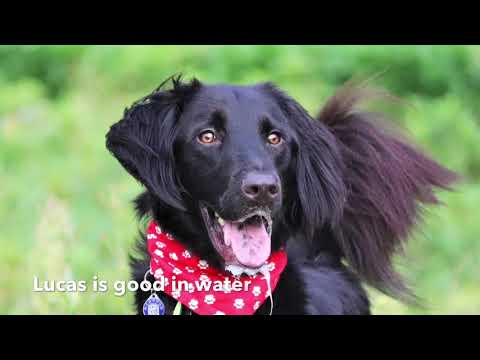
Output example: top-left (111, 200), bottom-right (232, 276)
top-left (143, 293), bottom-right (165, 315)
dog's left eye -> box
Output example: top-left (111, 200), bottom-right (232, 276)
top-left (197, 129), bottom-right (218, 144)
top-left (267, 131), bottom-right (283, 146)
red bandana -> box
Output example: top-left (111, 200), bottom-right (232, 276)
top-left (146, 220), bottom-right (287, 315)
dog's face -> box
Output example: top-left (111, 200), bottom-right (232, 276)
top-left (174, 84), bottom-right (296, 268)
top-left (106, 77), bottom-right (346, 270)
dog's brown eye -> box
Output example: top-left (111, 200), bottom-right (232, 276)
top-left (198, 130), bottom-right (217, 144)
top-left (267, 132), bottom-right (283, 146)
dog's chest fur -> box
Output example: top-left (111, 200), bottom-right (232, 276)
top-left (131, 234), bottom-right (370, 315)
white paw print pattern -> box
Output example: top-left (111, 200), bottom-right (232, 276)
top-left (169, 252), bottom-right (178, 261)
top-left (155, 226), bottom-right (162, 234)
top-left (153, 258), bottom-right (159, 264)
top-left (154, 268), bottom-right (163, 278)
top-left (199, 274), bottom-right (210, 282)
top-left (233, 298), bottom-right (245, 309)
top-left (198, 260), bottom-right (209, 270)
top-left (165, 233), bottom-right (174, 240)
top-left (252, 286), bottom-right (262, 297)
top-left (147, 234), bottom-right (157, 239)
top-left (185, 266), bottom-right (195, 273)
top-left (214, 311), bottom-right (225, 315)
top-left (204, 294), bottom-right (216, 305)
top-left (267, 262), bottom-right (275, 272)
top-left (155, 241), bottom-right (166, 249)
top-left (172, 267), bottom-right (182, 275)
top-left (188, 299), bottom-right (199, 310)
top-left (182, 250), bottom-right (191, 258)
top-left (171, 289), bottom-right (181, 299)
top-left (154, 249), bottom-right (164, 258)
top-left (253, 301), bottom-right (261, 310)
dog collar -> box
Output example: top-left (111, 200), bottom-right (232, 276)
top-left (146, 220), bottom-right (287, 315)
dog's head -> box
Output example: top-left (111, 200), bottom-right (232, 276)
top-left (106, 75), bottom-right (345, 269)
top-left (107, 75), bottom-right (457, 301)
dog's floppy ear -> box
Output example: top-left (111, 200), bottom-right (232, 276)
top-left (263, 83), bottom-right (347, 238)
top-left (317, 83), bottom-right (459, 302)
top-left (106, 75), bottom-right (201, 210)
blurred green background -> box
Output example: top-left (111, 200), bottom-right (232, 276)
top-left (0, 45), bottom-right (479, 314)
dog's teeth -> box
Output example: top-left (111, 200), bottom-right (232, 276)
top-left (218, 218), bottom-right (225, 226)
top-left (214, 212), bottom-right (219, 219)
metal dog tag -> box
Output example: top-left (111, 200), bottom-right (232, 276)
top-left (143, 293), bottom-right (165, 315)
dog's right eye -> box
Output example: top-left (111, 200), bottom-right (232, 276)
top-left (197, 130), bottom-right (217, 145)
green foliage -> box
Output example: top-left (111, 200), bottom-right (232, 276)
top-left (0, 45), bottom-right (478, 314)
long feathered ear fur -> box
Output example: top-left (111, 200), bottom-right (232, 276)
top-left (317, 83), bottom-right (459, 302)
top-left (106, 75), bottom-right (201, 210)
top-left (262, 83), bottom-right (347, 238)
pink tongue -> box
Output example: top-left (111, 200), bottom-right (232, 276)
top-left (223, 220), bottom-right (271, 268)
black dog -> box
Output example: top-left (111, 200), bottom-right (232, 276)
top-left (106, 75), bottom-right (457, 315)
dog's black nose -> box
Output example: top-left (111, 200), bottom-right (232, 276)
top-left (241, 172), bottom-right (280, 204)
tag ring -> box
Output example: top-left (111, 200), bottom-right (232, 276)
top-left (144, 268), bottom-right (152, 283)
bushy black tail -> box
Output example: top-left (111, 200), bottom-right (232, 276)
top-left (317, 83), bottom-right (459, 302)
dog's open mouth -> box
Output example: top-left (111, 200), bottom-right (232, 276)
top-left (200, 204), bottom-right (272, 269)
